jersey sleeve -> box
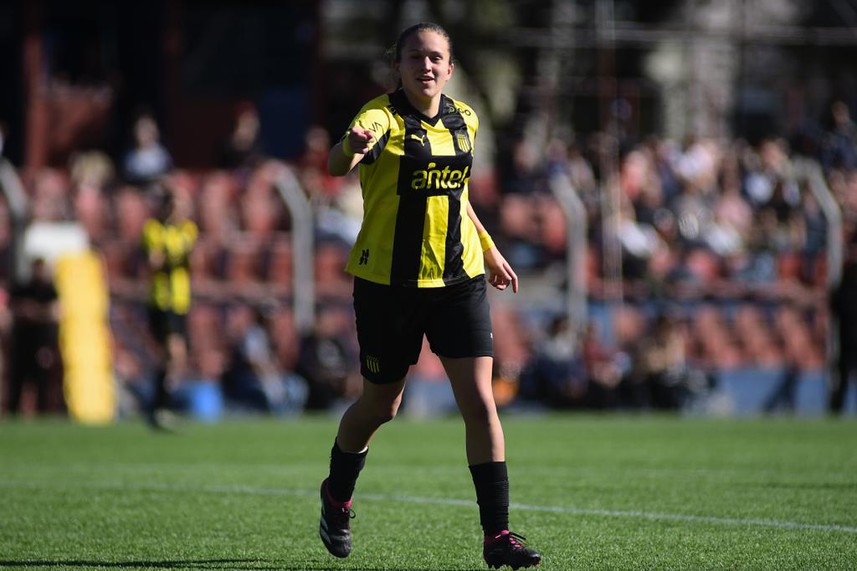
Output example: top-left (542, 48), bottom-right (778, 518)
top-left (343, 95), bottom-right (393, 164)
top-left (455, 100), bottom-right (479, 147)
top-left (345, 96), bottom-right (392, 141)
top-left (142, 220), bottom-right (159, 252)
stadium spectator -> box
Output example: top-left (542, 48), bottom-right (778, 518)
top-left (295, 304), bottom-right (359, 411)
top-left (580, 321), bottom-right (628, 410)
top-left (820, 99), bottom-right (857, 172)
top-left (316, 22), bottom-right (540, 569)
top-left (518, 314), bottom-right (586, 408)
top-left (122, 110), bottom-right (173, 186)
top-left (29, 168), bottom-right (73, 222)
top-left (829, 218), bottom-right (857, 414)
top-left (5, 257), bottom-right (62, 416)
top-left (141, 182), bottom-right (197, 429)
top-left (219, 102), bottom-right (265, 174)
top-left (221, 303), bottom-right (307, 416)
top-left (763, 347), bottom-right (800, 414)
top-left (635, 312), bottom-right (690, 410)
top-left (69, 150), bottom-right (115, 244)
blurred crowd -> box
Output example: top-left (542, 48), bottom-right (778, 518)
top-left (1, 96), bottom-right (856, 419)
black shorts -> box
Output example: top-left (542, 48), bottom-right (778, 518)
top-left (148, 307), bottom-right (188, 346)
top-left (353, 276), bottom-right (494, 384)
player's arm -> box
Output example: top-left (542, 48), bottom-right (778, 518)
top-left (328, 126), bottom-right (376, 176)
top-left (142, 222), bottom-right (167, 271)
top-left (467, 202), bottom-right (518, 293)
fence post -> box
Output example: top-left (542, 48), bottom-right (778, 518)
top-left (274, 165), bottom-right (315, 335)
top-left (549, 172), bottom-right (588, 343)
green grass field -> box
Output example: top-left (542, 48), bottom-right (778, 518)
top-left (1, 414), bottom-right (856, 570)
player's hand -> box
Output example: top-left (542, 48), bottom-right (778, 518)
top-left (484, 247), bottom-right (518, 293)
top-left (346, 127), bottom-right (376, 155)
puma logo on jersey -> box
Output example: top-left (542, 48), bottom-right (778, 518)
top-left (409, 133), bottom-right (426, 145)
top-left (411, 162), bottom-right (471, 191)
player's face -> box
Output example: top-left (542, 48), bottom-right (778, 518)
top-left (395, 30), bottom-right (454, 110)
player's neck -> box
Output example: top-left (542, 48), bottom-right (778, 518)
top-left (404, 91), bottom-right (441, 118)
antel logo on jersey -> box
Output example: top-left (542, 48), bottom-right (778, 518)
top-left (411, 163), bottom-right (471, 191)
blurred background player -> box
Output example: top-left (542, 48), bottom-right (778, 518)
top-left (141, 182), bottom-right (197, 429)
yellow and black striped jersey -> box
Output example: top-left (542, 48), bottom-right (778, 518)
top-left (142, 218), bottom-right (197, 314)
top-left (343, 88), bottom-right (483, 287)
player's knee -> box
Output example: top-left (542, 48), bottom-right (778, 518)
top-left (458, 398), bottom-right (492, 425)
top-left (378, 396), bottom-right (403, 424)
top-left (363, 393), bottom-right (402, 425)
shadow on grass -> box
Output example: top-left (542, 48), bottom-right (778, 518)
top-left (0, 560), bottom-right (485, 571)
top-left (0, 560), bottom-right (268, 570)
top-left (744, 481), bottom-right (857, 491)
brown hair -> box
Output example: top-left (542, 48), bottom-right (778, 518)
top-left (392, 22), bottom-right (454, 63)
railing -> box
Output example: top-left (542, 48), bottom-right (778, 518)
top-left (549, 172), bottom-right (588, 345)
top-left (0, 157), bottom-right (29, 283)
top-left (273, 164), bottom-right (315, 335)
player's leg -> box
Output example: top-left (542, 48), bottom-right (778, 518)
top-left (320, 278), bottom-right (419, 558)
top-left (443, 355), bottom-right (541, 569)
top-left (430, 277), bottom-right (540, 568)
top-left (335, 377), bottom-right (406, 454)
top-left (442, 355), bottom-right (504, 465)
top-left (330, 378), bottom-right (406, 506)
top-left (319, 378), bottom-right (405, 558)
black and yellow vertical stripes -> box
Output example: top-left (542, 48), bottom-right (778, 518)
top-left (142, 219), bottom-right (198, 313)
top-left (344, 88), bottom-right (483, 288)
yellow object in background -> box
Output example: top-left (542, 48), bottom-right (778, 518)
top-left (54, 251), bottom-right (115, 424)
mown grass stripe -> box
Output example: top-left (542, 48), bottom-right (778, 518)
top-left (4, 479), bottom-right (855, 535)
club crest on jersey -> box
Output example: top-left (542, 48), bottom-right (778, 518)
top-left (455, 133), bottom-right (471, 153)
top-left (365, 355), bottom-right (381, 374)
top-left (411, 162), bottom-right (471, 191)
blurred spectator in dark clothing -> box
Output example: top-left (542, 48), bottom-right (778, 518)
top-left (829, 220), bottom-right (857, 414)
top-left (820, 99), bottom-right (857, 172)
top-left (122, 111), bottom-right (173, 185)
top-left (501, 138), bottom-right (548, 196)
top-left (518, 315), bottom-right (586, 408)
top-left (220, 102), bottom-right (265, 173)
top-left (580, 321), bottom-right (627, 410)
top-left (221, 303), bottom-right (307, 416)
top-left (296, 305), bottom-right (360, 411)
top-left (799, 188), bottom-right (827, 284)
top-left (643, 136), bottom-right (682, 205)
top-left (763, 349), bottom-right (800, 414)
top-left (635, 313), bottom-right (689, 410)
top-left (5, 258), bottom-right (62, 415)
top-left (298, 125), bottom-right (332, 175)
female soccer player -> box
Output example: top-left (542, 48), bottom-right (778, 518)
top-left (319, 22), bottom-right (541, 569)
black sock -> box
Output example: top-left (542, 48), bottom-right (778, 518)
top-left (327, 440), bottom-right (367, 503)
top-left (469, 461), bottom-right (510, 536)
top-left (153, 368), bottom-right (169, 410)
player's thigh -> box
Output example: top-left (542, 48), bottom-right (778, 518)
top-left (353, 278), bottom-right (424, 383)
